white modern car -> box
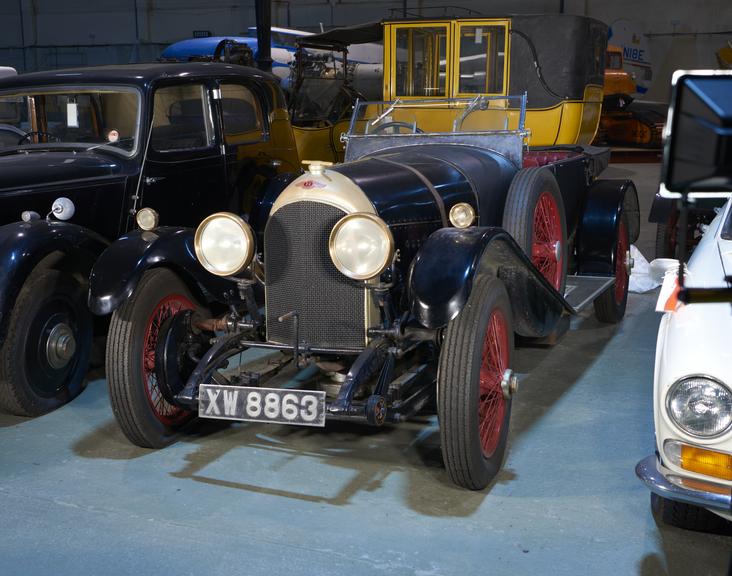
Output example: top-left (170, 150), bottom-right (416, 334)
top-left (636, 196), bottom-right (732, 531)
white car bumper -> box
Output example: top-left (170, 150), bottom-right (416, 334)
top-left (636, 454), bottom-right (732, 513)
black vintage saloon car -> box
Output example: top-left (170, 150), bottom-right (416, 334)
top-left (0, 62), bottom-right (300, 416)
top-left (89, 96), bottom-right (640, 490)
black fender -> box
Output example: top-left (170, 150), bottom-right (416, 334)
top-left (408, 227), bottom-right (571, 338)
top-left (648, 190), bottom-right (673, 224)
top-left (0, 220), bottom-right (108, 346)
top-left (88, 227), bottom-right (241, 316)
top-left (576, 179), bottom-right (640, 275)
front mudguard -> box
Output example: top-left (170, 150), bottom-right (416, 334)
top-left (88, 227), bottom-right (241, 316)
top-left (408, 227), bottom-right (570, 338)
top-left (577, 179), bottom-right (640, 275)
top-left (0, 220), bottom-right (108, 346)
top-left (649, 191), bottom-right (673, 224)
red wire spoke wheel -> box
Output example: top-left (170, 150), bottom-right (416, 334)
top-left (478, 308), bottom-right (509, 457)
top-left (142, 294), bottom-right (194, 426)
top-left (439, 277), bottom-right (514, 490)
top-left (531, 191), bottom-right (564, 291)
top-left (594, 214), bottom-right (631, 323)
top-left (503, 167), bottom-right (567, 294)
top-left (107, 268), bottom-right (202, 448)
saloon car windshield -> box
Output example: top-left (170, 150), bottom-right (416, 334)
top-left (0, 86), bottom-right (141, 156)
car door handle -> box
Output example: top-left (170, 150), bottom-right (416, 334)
top-left (144, 176), bottom-right (165, 185)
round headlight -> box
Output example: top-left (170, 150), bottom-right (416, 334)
top-left (667, 376), bottom-right (732, 437)
top-left (329, 213), bottom-right (394, 280)
top-left (135, 207), bottom-right (159, 231)
top-left (449, 202), bottom-right (475, 228)
top-left (194, 212), bottom-right (255, 277)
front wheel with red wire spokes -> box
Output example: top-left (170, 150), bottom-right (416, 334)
top-left (438, 276), bottom-right (514, 490)
top-left (106, 268), bottom-right (203, 448)
top-left (502, 167), bottom-right (568, 295)
top-left (593, 214), bottom-right (631, 323)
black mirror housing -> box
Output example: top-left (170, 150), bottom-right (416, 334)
top-left (661, 70), bottom-right (732, 197)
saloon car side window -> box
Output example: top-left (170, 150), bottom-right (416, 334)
top-left (151, 84), bottom-right (214, 152)
top-left (219, 83), bottom-right (265, 144)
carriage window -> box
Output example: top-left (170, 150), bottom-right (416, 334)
top-left (395, 27), bottom-right (447, 97)
top-left (457, 26), bottom-right (506, 94)
top-left (219, 83), bottom-right (264, 144)
top-left (151, 84), bottom-right (214, 151)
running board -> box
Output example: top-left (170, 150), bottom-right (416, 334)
top-left (564, 275), bottom-right (615, 313)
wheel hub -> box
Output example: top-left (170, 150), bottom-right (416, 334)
top-left (46, 322), bottom-right (76, 369)
top-left (625, 249), bottom-right (634, 275)
top-left (500, 369), bottom-right (519, 400)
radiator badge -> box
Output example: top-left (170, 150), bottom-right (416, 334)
top-left (297, 179), bottom-right (327, 189)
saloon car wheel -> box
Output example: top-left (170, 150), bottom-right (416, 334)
top-left (502, 167), bottom-right (567, 294)
top-left (0, 269), bottom-right (92, 416)
top-left (594, 215), bottom-right (630, 323)
top-left (651, 493), bottom-right (729, 533)
top-left (438, 276), bottom-right (513, 490)
top-left (106, 268), bottom-right (200, 448)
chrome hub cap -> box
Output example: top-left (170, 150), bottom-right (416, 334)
top-left (626, 249), bottom-right (634, 275)
top-left (500, 369), bottom-right (519, 400)
top-left (46, 322), bottom-right (76, 369)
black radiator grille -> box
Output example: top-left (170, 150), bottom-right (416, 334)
top-left (265, 201), bottom-right (366, 350)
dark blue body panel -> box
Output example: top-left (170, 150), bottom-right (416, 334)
top-left (0, 221), bottom-right (108, 345)
top-left (332, 144), bottom-right (518, 277)
top-left (88, 227), bottom-right (240, 316)
top-left (409, 227), bottom-right (569, 336)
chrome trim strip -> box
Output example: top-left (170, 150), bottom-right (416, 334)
top-left (635, 454), bottom-right (732, 512)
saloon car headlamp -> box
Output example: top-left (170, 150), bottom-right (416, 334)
top-left (667, 376), bottom-right (732, 437)
top-left (194, 212), bottom-right (255, 277)
top-left (135, 207), bottom-right (159, 231)
top-left (329, 213), bottom-right (394, 280)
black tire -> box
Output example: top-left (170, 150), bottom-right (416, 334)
top-left (651, 493), bottom-right (729, 533)
top-left (502, 167), bottom-right (568, 294)
top-left (0, 269), bottom-right (92, 416)
top-left (594, 213), bottom-right (631, 323)
top-left (438, 276), bottom-right (514, 490)
top-left (654, 223), bottom-right (676, 259)
top-left (106, 268), bottom-right (201, 448)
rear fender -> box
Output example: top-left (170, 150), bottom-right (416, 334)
top-left (88, 227), bottom-right (240, 316)
top-left (649, 191), bottom-right (673, 224)
top-left (408, 227), bottom-right (570, 337)
top-left (0, 220), bottom-right (108, 345)
top-left (577, 179), bottom-right (640, 275)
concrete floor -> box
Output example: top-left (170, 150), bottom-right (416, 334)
top-left (2, 163), bottom-right (732, 575)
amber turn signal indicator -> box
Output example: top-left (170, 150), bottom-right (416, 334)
top-left (680, 444), bottom-right (732, 481)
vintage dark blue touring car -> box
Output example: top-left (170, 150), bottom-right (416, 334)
top-left (89, 95), bottom-right (639, 489)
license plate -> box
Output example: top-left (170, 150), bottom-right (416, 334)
top-left (198, 384), bottom-right (326, 427)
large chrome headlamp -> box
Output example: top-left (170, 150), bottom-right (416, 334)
top-left (329, 213), bottom-right (394, 280)
top-left (194, 212), bottom-right (255, 277)
top-left (667, 376), bottom-right (732, 437)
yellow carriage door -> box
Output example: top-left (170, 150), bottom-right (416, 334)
top-left (384, 23), bottom-right (450, 100)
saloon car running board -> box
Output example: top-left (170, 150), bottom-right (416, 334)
top-left (564, 275), bottom-right (615, 312)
